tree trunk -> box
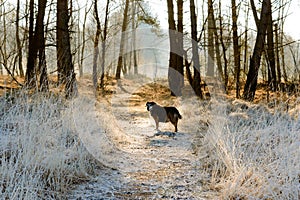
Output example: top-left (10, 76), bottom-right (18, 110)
top-left (266, 3), bottom-right (276, 91)
top-left (177, 0), bottom-right (184, 89)
top-left (190, 0), bottom-right (203, 98)
top-left (37, 0), bottom-right (48, 92)
top-left (116, 0), bottom-right (130, 79)
top-left (167, 0), bottom-right (181, 96)
top-left (25, 0), bottom-right (36, 88)
top-left (231, 0), bottom-right (241, 98)
top-left (207, 0), bottom-right (215, 77)
top-left (16, 0), bottom-right (24, 77)
top-left (131, 0), bottom-right (138, 75)
top-left (274, 23), bottom-right (281, 84)
top-left (93, 0), bottom-right (101, 91)
top-left (100, 0), bottom-right (110, 88)
top-left (57, 0), bottom-right (78, 98)
top-left (243, 0), bottom-right (270, 101)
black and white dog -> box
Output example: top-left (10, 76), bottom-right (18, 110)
top-left (146, 102), bottom-right (182, 132)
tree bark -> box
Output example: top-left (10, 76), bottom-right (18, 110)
top-left (177, 0), bottom-right (184, 89)
top-left (25, 0), bottom-right (36, 88)
top-left (37, 0), bottom-right (48, 92)
top-left (167, 0), bottom-right (181, 96)
top-left (57, 0), bottom-right (77, 98)
top-left (207, 0), bottom-right (215, 77)
top-left (16, 0), bottom-right (24, 77)
top-left (243, 0), bottom-right (270, 101)
top-left (266, 2), bottom-right (276, 91)
top-left (274, 23), bottom-right (281, 84)
top-left (231, 0), bottom-right (241, 98)
top-left (93, 0), bottom-right (101, 91)
top-left (190, 0), bottom-right (203, 98)
top-left (100, 0), bottom-right (110, 88)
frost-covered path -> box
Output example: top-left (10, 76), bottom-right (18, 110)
top-left (68, 76), bottom-right (208, 199)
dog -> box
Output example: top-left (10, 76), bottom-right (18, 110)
top-left (146, 102), bottom-right (182, 132)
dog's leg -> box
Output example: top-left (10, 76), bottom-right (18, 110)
top-left (174, 119), bottom-right (178, 132)
top-left (154, 116), bottom-right (160, 132)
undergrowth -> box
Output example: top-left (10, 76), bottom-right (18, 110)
top-left (202, 98), bottom-right (300, 199)
top-left (0, 91), bottom-right (99, 199)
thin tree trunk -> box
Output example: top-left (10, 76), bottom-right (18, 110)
top-left (231, 0), bottom-right (241, 98)
top-left (116, 0), bottom-right (130, 79)
top-left (266, 2), bottom-right (276, 91)
top-left (274, 23), bottom-right (281, 84)
top-left (100, 0), bottom-right (110, 88)
top-left (79, 2), bottom-right (91, 77)
top-left (93, 0), bottom-right (101, 91)
top-left (177, 0), bottom-right (184, 89)
top-left (37, 0), bottom-right (48, 91)
top-left (131, 0), bottom-right (138, 75)
top-left (243, 3), bottom-right (250, 79)
top-left (207, 0), bottom-right (215, 77)
top-left (190, 0), bottom-right (203, 98)
top-left (16, 0), bottom-right (24, 77)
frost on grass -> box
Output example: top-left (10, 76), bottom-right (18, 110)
top-left (0, 92), bottom-right (99, 199)
top-left (200, 98), bottom-right (300, 199)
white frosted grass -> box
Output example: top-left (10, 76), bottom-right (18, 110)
top-left (0, 93), bottom-right (98, 199)
top-left (203, 98), bottom-right (300, 199)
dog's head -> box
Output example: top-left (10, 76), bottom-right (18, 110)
top-left (146, 101), bottom-right (156, 111)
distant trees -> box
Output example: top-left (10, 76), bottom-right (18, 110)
top-left (0, 0), bottom-right (299, 101)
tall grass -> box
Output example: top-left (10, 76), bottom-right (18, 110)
top-left (0, 92), bottom-right (99, 199)
top-left (202, 99), bottom-right (300, 199)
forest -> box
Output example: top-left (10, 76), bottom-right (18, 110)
top-left (0, 0), bottom-right (299, 199)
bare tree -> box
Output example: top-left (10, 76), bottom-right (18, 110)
top-left (243, 0), bottom-right (270, 101)
top-left (231, 0), bottom-right (241, 98)
top-left (207, 0), bottom-right (215, 77)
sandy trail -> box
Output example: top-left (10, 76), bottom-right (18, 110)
top-left (68, 76), bottom-right (208, 199)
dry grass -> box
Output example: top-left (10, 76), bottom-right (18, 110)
top-left (0, 91), bottom-right (100, 199)
top-left (200, 97), bottom-right (300, 199)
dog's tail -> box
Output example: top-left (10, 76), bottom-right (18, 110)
top-left (176, 110), bottom-right (182, 119)
top-left (178, 113), bottom-right (182, 119)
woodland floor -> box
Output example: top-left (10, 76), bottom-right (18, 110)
top-left (0, 74), bottom-right (298, 199)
